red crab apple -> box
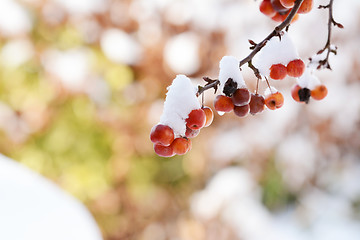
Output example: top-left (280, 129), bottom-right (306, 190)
top-left (260, 0), bottom-right (277, 17)
top-left (186, 109), bottom-right (206, 130)
top-left (231, 88), bottom-right (250, 106)
top-left (150, 124), bottom-right (174, 146)
top-left (311, 85), bottom-right (328, 100)
top-left (265, 91), bottom-right (284, 110)
top-left (171, 137), bottom-right (192, 155)
top-left (214, 95), bottom-right (234, 113)
top-left (287, 59), bottom-right (305, 77)
top-left (154, 144), bottom-right (175, 157)
top-left (202, 106), bottom-right (214, 127)
top-left (249, 93), bottom-right (265, 115)
top-left (270, 64), bottom-right (287, 80)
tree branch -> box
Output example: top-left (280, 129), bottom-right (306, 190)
top-left (239, 0), bottom-right (304, 68)
top-left (315, 0), bottom-right (343, 70)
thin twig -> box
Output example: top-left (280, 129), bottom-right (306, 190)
top-left (315, 0), bottom-right (342, 69)
top-left (196, 77), bottom-right (220, 97)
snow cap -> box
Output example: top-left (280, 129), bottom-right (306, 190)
top-left (160, 75), bottom-right (201, 136)
top-left (219, 56), bottom-right (246, 92)
top-left (296, 68), bottom-right (321, 90)
top-left (254, 31), bottom-right (299, 77)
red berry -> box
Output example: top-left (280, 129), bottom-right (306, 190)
top-left (249, 93), bottom-right (265, 115)
top-left (186, 109), bottom-right (206, 130)
top-left (171, 137), bottom-right (192, 155)
top-left (202, 106), bottom-right (214, 127)
top-left (298, 0), bottom-right (313, 14)
top-left (270, 64), bottom-right (287, 80)
top-left (185, 127), bottom-right (200, 138)
top-left (150, 124), bottom-right (175, 146)
top-left (270, 0), bottom-right (289, 13)
top-left (311, 85), bottom-right (328, 100)
top-left (154, 144), bottom-right (175, 157)
top-left (287, 59), bottom-right (305, 77)
top-left (234, 104), bottom-right (250, 117)
top-left (214, 95), bottom-right (234, 113)
top-left (231, 88), bottom-right (250, 106)
top-left (291, 84), bottom-right (302, 102)
top-left (260, 0), bottom-right (276, 17)
top-left (279, 0), bottom-right (295, 8)
top-left (265, 92), bottom-right (284, 110)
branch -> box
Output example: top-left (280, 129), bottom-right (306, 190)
top-left (197, 0), bottom-right (304, 96)
top-left (196, 77), bottom-right (220, 97)
top-left (314, 0), bottom-right (343, 69)
top-left (239, 0), bottom-right (304, 68)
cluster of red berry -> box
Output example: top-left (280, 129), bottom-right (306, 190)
top-left (260, 0), bottom-right (313, 22)
top-left (150, 107), bottom-right (213, 157)
top-left (270, 58), bottom-right (305, 80)
top-left (213, 84), bottom-right (286, 117)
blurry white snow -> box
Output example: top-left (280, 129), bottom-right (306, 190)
top-left (0, 38), bottom-right (34, 68)
top-left (42, 48), bottom-right (91, 92)
top-left (164, 32), bottom-right (200, 75)
top-left (0, 154), bottom-right (103, 240)
top-left (51, 0), bottom-right (107, 15)
top-left (191, 167), bottom-right (360, 240)
top-left (100, 29), bottom-right (142, 65)
top-left (0, 0), bottom-right (32, 36)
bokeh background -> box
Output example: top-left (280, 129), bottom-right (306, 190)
top-left (1, 0), bottom-right (360, 239)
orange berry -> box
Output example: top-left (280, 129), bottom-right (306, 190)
top-left (214, 95), bottom-right (234, 113)
top-left (234, 104), bottom-right (250, 117)
top-left (311, 85), bottom-right (328, 100)
top-left (231, 88), bottom-right (250, 106)
top-left (260, 0), bottom-right (277, 17)
top-left (154, 144), bottom-right (175, 157)
top-left (298, 0), bottom-right (313, 14)
top-left (171, 137), bottom-right (192, 155)
top-left (287, 59), bottom-right (305, 77)
top-left (265, 91), bottom-right (284, 110)
top-left (270, 64), bottom-right (287, 80)
top-left (186, 109), bottom-right (206, 130)
top-left (150, 124), bottom-right (174, 146)
top-left (280, 0), bottom-right (295, 8)
top-left (202, 106), bottom-right (214, 127)
top-left (249, 93), bottom-right (265, 115)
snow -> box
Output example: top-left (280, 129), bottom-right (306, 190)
top-left (100, 29), bottom-right (142, 65)
top-left (0, 0), bottom-right (32, 37)
top-left (218, 56), bottom-right (246, 92)
top-left (0, 38), bottom-right (34, 68)
top-left (0, 154), bottom-right (103, 240)
top-left (42, 48), bottom-right (91, 92)
top-left (163, 32), bottom-right (201, 75)
top-left (296, 68), bottom-right (321, 90)
top-left (159, 75), bottom-right (200, 137)
top-left (253, 31), bottom-right (299, 77)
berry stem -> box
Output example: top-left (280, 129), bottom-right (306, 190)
top-left (239, 0), bottom-right (304, 68)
